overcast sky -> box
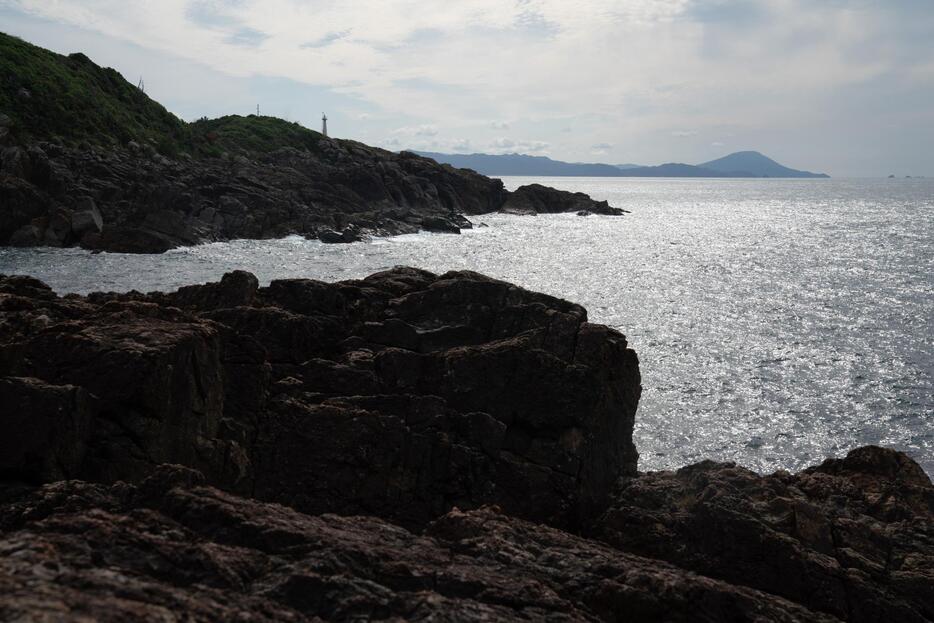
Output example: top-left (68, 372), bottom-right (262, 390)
top-left (2, 0), bottom-right (932, 176)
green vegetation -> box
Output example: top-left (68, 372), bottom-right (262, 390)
top-left (0, 31), bottom-right (324, 158)
top-left (191, 115), bottom-right (323, 157)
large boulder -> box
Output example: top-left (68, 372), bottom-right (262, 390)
top-left (70, 196), bottom-right (103, 237)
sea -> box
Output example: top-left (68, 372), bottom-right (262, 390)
top-left (2, 176), bottom-right (932, 476)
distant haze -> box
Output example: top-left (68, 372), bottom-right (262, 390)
top-left (418, 150), bottom-right (828, 178)
top-left (1, 1), bottom-right (932, 177)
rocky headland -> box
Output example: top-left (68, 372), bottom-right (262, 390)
top-left (0, 269), bottom-right (931, 622)
top-left (0, 32), bottom-right (621, 254)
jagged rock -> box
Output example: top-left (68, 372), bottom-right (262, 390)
top-left (504, 183), bottom-right (625, 215)
top-left (594, 446), bottom-right (934, 622)
top-left (0, 471), bottom-right (841, 622)
top-left (0, 268), bottom-right (641, 530)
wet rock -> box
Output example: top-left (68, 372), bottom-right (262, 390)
top-left (504, 183), bottom-right (625, 215)
top-left (317, 229), bottom-right (346, 243)
top-left (421, 215), bottom-right (461, 233)
top-left (97, 226), bottom-right (177, 253)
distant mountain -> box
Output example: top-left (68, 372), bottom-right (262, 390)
top-left (414, 152), bottom-right (628, 176)
top-left (613, 163), bottom-right (753, 178)
top-left (418, 150), bottom-right (829, 178)
top-left (699, 151), bottom-right (828, 178)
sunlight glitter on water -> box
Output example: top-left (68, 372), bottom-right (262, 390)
top-left (2, 177), bottom-right (931, 475)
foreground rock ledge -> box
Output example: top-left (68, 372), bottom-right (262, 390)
top-left (0, 270), bottom-right (931, 621)
top-left (0, 268), bottom-right (641, 530)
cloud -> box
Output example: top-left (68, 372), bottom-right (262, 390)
top-left (5, 0), bottom-right (934, 174)
top-left (392, 124), bottom-right (439, 137)
top-left (488, 137), bottom-right (549, 154)
top-left (225, 27), bottom-right (268, 47)
top-left (450, 138), bottom-right (472, 153)
top-left (711, 141), bottom-right (725, 148)
top-left (300, 29), bottom-right (350, 49)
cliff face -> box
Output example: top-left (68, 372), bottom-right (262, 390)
top-left (0, 268), bottom-right (640, 530)
top-left (0, 270), bottom-right (930, 622)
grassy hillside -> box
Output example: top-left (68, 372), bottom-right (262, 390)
top-left (0, 31), bottom-right (324, 157)
top-left (191, 115), bottom-right (323, 156)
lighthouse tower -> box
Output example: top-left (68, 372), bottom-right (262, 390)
top-left (321, 113), bottom-right (328, 137)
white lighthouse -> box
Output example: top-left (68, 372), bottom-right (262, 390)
top-left (321, 113), bottom-right (328, 137)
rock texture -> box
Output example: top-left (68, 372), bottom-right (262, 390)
top-left (0, 141), bottom-right (621, 253)
top-left (0, 270), bottom-right (931, 622)
top-left (596, 446), bottom-right (934, 622)
top-left (0, 466), bottom-right (841, 622)
top-left (0, 268), bottom-right (640, 530)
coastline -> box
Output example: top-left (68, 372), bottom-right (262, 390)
top-left (1, 269), bottom-right (931, 620)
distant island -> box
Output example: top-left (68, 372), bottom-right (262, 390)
top-left (416, 150), bottom-right (830, 178)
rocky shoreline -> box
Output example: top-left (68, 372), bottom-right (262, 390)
top-left (0, 137), bottom-right (623, 253)
top-left (1, 269), bottom-right (931, 621)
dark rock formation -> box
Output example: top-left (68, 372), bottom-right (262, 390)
top-left (502, 183), bottom-right (626, 216)
top-left (0, 140), bottom-right (620, 253)
top-left (0, 466), bottom-right (841, 622)
top-left (0, 268), bottom-right (640, 530)
top-left (0, 270), bottom-right (930, 621)
top-left (595, 446), bottom-right (934, 622)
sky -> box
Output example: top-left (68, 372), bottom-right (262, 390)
top-left (1, 0), bottom-right (932, 176)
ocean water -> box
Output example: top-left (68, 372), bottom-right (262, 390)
top-left (2, 176), bottom-right (932, 476)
